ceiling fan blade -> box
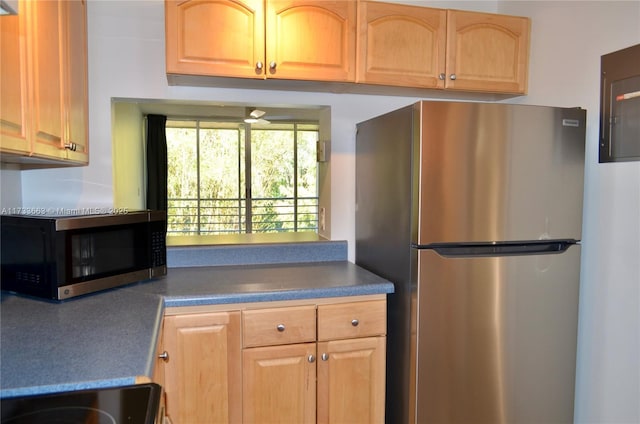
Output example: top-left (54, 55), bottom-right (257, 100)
top-left (249, 109), bottom-right (266, 119)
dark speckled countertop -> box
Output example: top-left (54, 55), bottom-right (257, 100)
top-left (0, 258), bottom-right (393, 398)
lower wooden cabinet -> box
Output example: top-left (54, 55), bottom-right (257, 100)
top-left (317, 337), bottom-right (386, 424)
top-left (156, 296), bottom-right (386, 424)
top-left (161, 311), bottom-right (242, 424)
top-left (243, 343), bottom-right (317, 423)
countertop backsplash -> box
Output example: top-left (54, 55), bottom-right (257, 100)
top-left (167, 240), bottom-right (348, 267)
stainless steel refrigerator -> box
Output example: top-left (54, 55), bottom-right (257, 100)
top-left (355, 101), bottom-right (586, 424)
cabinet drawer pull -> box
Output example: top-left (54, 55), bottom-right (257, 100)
top-left (276, 324), bottom-right (286, 332)
top-left (351, 319), bottom-right (359, 327)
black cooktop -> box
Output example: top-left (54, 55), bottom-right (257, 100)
top-left (0, 383), bottom-right (161, 424)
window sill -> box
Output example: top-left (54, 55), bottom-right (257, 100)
top-left (167, 232), bottom-right (326, 247)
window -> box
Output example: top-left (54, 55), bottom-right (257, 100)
top-left (166, 119), bottom-right (319, 236)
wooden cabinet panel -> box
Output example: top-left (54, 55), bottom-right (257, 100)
top-left (446, 9), bottom-right (530, 93)
top-left (163, 311), bottom-right (242, 424)
top-left (357, 2), bottom-right (529, 94)
top-left (243, 305), bottom-right (316, 347)
top-left (317, 337), bottom-right (386, 424)
top-left (61, 0), bottom-right (89, 163)
top-left (357, 1), bottom-right (446, 88)
top-left (265, 0), bottom-right (356, 81)
top-left (243, 343), bottom-right (316, 424)
top-left (317, 299), bottom-right (386, 341)
top-left (0, 0), bottom-right (89, 165)
top-left (29, 0), bottom-right (65, 160)
top-left (165, 0), bottom-right (265, 78)
top-left (166, 0), bottom-right (356, 82)
top-left (0, 13), bottom-right (30, 154)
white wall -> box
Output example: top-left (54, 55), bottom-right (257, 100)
top-left (9, 1), bottom-right (640, 422)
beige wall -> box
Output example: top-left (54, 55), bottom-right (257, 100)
top-left (112, 101), bottom-right (145, 210)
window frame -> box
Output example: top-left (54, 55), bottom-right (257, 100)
top-left (165, 118), bottom-right (320, 237)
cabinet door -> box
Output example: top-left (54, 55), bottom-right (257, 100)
top-left (152, 323), bottom-right (167, 424)
top-left (356, 1), bottom-right (446, 89)
top-left (445, 10), bottom-right (530, 93)
top-left (60, 0), bottom-right (89, 164)
top-left (165, 0), bottom-right (265, 79)
top-left (28, 0), bottom-right (66, 160)
top-left (243, 343), bottom-right (316, 424)
top-left (163, 311), bottom-right (242, 424)
top-left (265, 0), bottom-right (356, 81)
top-left (317, 337), bottom-right (386, 424)
top-left (0, 12), bottom-right (30, 155)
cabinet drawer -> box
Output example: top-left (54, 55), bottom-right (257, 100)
top-left (243, 306), bottom-right (316, 347)
top-left (317, 300), bottom-right (386, 341)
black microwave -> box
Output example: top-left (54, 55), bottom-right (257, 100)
top-left (1, 210), bottom-right (167, 300)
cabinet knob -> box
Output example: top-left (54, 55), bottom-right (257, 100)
top-left (438, 73), bottom-right (446, 80)
top-left (255, 61), bottom-right (263, 71)
top-left (450, 74), bottom-right (457, 81)
top-left (321, 353), bottom-right (329, 361)
top-left (64, 142), bottom-right (77, 151)
top-left (276, 324), bottom-right (286, 332)
top-left (269, 61), bottom-right (277, 71)
top-left (158, 351), bottom-right (169, 362)
top-left (308, 354), bottom-right (316, 363)
top-left (351, 319), bottom-right (359, 327)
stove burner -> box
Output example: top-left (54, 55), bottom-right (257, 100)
top-left (1, 384), bottom-right (160, 424)
top-left (2, 406), bottom-right (116, 424)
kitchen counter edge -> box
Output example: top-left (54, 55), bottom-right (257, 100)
top-left (0, 261), bottom-right (393, 398)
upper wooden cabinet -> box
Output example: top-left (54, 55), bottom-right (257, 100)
top-left (165, 0), bottom-right (529, 94)
top-left (0, 12), bottom-right (29, 155)
top-left (356, 1), bottom-right (446, 89)
top-left (265, 0), bottom-right (356, 81)
top-left (445, 10), bottom-right (530, 93)
top-left (0, 0), bottom-right (89, 166)
top-left (357, 2), bottom-right (530, 94)
top-left (165, 0), bottom-right (265, 79)
top-left (165, 0), bottom-right (356, 82)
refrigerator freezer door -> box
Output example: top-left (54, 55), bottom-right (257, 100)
top-left (415, 101), bottom-right (586, 245)
top-left (415, 246), bottom-right (581, 424)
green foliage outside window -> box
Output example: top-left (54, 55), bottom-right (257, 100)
top-left (166, 121), bottom-right (318, 236)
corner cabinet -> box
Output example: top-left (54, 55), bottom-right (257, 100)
top-left (357, 2), bottom-right (530, 94)
top-left (0, 0), bottom-right (89, 167)
top-left (165, 0), bottom-right (356, 82)
top-left (156, 295), bottom-right (387, 423)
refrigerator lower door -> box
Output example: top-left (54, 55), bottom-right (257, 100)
top-left (415, 246), bottom-right (581, 424)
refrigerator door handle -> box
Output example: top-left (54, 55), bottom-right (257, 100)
top-left (429, 241), bottom-right (576, 257)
